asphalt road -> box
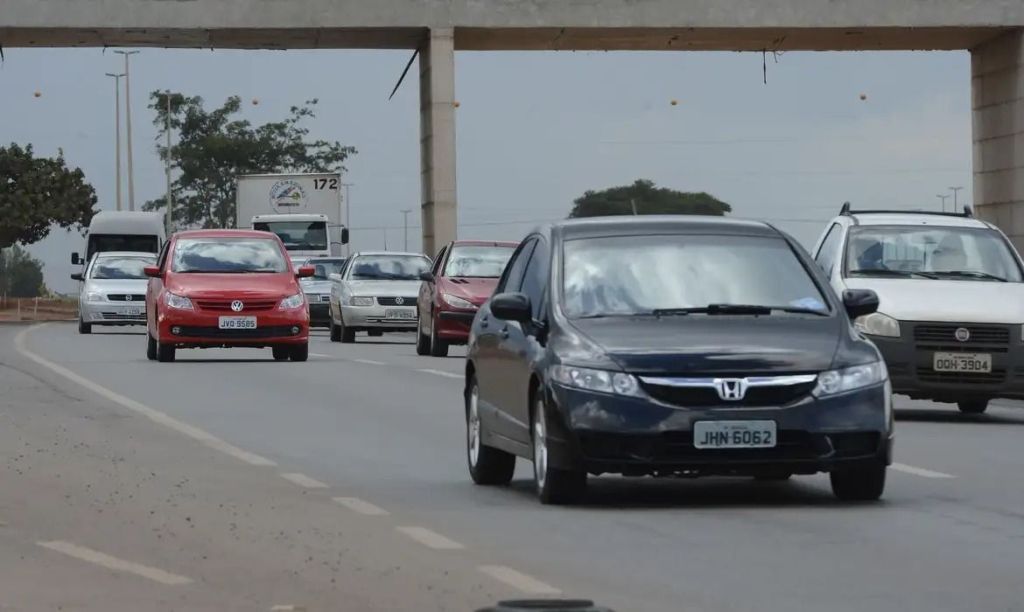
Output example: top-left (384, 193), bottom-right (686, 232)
top-left (4, 322), bottom-right (1024, 611)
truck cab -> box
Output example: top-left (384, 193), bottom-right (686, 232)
top-left (251, 213), bottom-right (348, 264)
top-left (72, 211), bottom-right (167, 267)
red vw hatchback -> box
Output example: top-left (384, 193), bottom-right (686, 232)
top-left (144, 229), bottom-right (313, 362)
top-left (417, 239), bottom-right (518, 356)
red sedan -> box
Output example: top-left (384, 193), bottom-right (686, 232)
top-left (416, 240), bottom-right (518, 356)
top-left (144, 229), bottom-right (314, 362)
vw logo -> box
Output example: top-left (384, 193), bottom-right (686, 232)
top-left (124, 295), bottom-right (132, 302)
top-left (714, 378), bottom-right (748, 401)
top-left (231, 300), bottom-right (244, 312)
top-left (394, 296), bottom-right (404, 305)
top-left (955, 327), bottom-right (971, 342)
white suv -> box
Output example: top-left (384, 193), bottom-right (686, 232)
top-left (812, 204), bottom-right (1024, 414)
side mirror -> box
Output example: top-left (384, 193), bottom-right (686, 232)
top-left (328, 273), bottom-right (342, 282)
top-left (843, 289), bottom-right (880, 320)
top-left (70, 272), bottom-right (84, 282)
top-left (143, 265), bottom-right (162, 278)
top-left (340, 228), bottom-right (350, 245)
top-left (419, 271), bottom-right (434, 282)
top-left (491, 292), bottom-right (532, 324)
top-left (71, 252), bottom-right (81, 265)
top-left (296, 265), bottom-right (315, 278)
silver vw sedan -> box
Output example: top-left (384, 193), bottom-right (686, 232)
top-left (328, 251), bottom-right (431, 343)
top-left (72, 251), bottom-right (156, 334)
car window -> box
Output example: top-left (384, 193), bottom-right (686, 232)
top-left (815, 223), bottom-right (842, 278)
top-left (90, 256), bottom-right (156, 280)
top-left (347, 255), bottom-right (431, 281)
top-left (496, 238), bottom-right (536, 293)
top-left (519, 239), bottom-right (550, 320)
top-left (171, 238), bottom-right (289, 273)
top-left (443, 245), bottom-right (516, 278)
top-left (431, 246), bottom-right (448, 276)
top-left (156, 241), bottom-right (170, 270)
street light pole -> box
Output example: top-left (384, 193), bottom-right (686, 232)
top-left (949, 186), bottom-right (964, 211)
top-left (937, 194), bottom-right (950, 212)
top-left (342, 182), bottom-right (354, 255)
top-left (401, 209), bottom-right (412, 251)
top-left (115, 50), bottom-right (140, 211)
top-left (105, 72), bottom-right (126, 212)
top-left (164, 90), bottom-right (173, 235)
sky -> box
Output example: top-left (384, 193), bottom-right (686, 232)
top-left (0, 47), bottom-right (971, 294)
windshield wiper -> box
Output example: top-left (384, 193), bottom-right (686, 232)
top-left (848, 269), bottom-right (938, 279)
top-left (651, 304), bottom-right (829, 317)
top-left (931, 270), bottom-right (1008, 282)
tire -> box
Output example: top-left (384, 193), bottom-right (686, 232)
top-left (416, 318), bottom-right (431, 355)
top-left (146, 333), bottom-right (157, 361)
top-left (329, 320), bottom-right (341, 342)
top-left (830, 463), bottom-right (886, 501)
top-left (957, 399), bottom-right (988, 414)
top-left (338, 316), bottom-right (355, 343)
top-left (156, 342), bottom-right (176, 363)
top-left (78, 318), bottom-right (92, 334)
top-left (272, 346), bottom-right (290, 361)
top-left (290, 343), bottom-right (309, 362)
top-left (466, 376), bottom-right (515, 485)
top-left (755, 472), bottom-right (792, 481)
top-left (531, 393), bottom-right (586, 504)
top-left (429, 313), bottom-right (449, 357)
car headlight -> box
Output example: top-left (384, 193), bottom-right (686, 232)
top-left (279, 293), bottom-right (305, 310)
top-left (349, 296), bottom-right (374, 307)
top-left (813, 361), bottom-right (887, 397)
top-left (164, 292), bottom-right (193, 310)
top-left (85, 291), bottom-right (104, 302)
top-left (854, 312), bottom-right (901, 338)
top-left (442, 293), bottom-right (476, 309)
top-left (549, 365), bottom-right (642, 397)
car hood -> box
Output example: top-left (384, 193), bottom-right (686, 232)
top-left (300, 279), bottom-right (333, 294)
top-left (843, 277), bottom-right (1024, 323)
top-left (567, 316), bottom-right (842, 375)
top-left (85, 278), bottom-right (148, 295)
top-left (438, 277), bottom-right (499, 305)
top-left (347, 279), bottom-right (422, 297)
top-left (165, 272), bottom-right (298, 298)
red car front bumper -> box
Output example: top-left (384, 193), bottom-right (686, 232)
top-left (435, 310), bottom-right (477, 343)
top-left (156, 307), bottom-right (309, 347)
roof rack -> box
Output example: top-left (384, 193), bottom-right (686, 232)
top-left (839, 202), bottom-right (973, 218)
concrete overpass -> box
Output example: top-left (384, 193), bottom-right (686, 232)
top-left (3, 1), bottom-right (1023, 253)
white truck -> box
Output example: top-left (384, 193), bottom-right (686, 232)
top-left (235, 173), bottom-right (349, 263)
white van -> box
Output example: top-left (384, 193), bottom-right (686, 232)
top-left (812, 204), bottom-right (1024, 414)
top-left (72, 211), bottom-right (166, 266)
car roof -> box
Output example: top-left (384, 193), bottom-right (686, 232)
top-left (92, 251), bottom-right (157, 258)
top-left (843, 212), bottom-right (990, 229)
top-left (540, 215), bottom-right (781, 240)
top-left (173, 229), bottom-right (278, 239)
top-left (448, 240), bottom-right (520, 247)
top-left (351, 251), bottom-right (428, 258)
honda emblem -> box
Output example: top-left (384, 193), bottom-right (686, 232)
top-left (714, 378), bottom-right (748, 401)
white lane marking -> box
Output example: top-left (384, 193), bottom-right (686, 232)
top-left (891, 463), bottom-right (955, 479)
top-left (352, 358), bottom-right (386, 366)
top-left (15, 325), bottom-right (277, 467)
top-left (270, 606), bottom-right (306, 611)
top-left (396, 526), bottom-right (465, 550)
top-left (417, 368), bottom-right (462, 379)
top-left (38, 541), bottom-right (192, 586)
top-left (280, 473), bottom-right (329, 488)
top-left (333, 497), bottom-right (390, 516)
top-left (477, 565), bottom-right (561, 595)
top-left (310, 353), bottom-right (332, 358)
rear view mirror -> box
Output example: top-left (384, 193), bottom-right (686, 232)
top-left (143, 265), bottom-right (162, 278)
top-left (71, 252), bottom-right (81, 265)
top-left (419, 271), bottom-right (434, 282)
top-left (328, 273), bottom-right (342, 282)
top-left (491, 292), bottom-right (532, 324)
top-left (70, 272), bottom-right (84, 282)
top-left (340, 228), bottom-right (350, 245)
top-left (843, 289), bottom-right (880, 320)
top-left (296, 265), bottom-right (315, 278)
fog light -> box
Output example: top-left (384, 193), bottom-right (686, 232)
top-left (171, 326), bottom-right (181, 335)
top-left (291, 326), bottom-right (300, 335)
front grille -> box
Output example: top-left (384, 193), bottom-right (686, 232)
top-left (916, 367), bottom-right (1006, 385)
top-left (914, 324), bottom-right (1010, 346)
top-left (107, 294), bottom-right (145, 302)
top-left (173, 325), bottom-right (299, 339)
top-left (100, 312), bottom-right (145, 320)
top-left (376, 296), bottom-right (417, 306)
top-left (641, 380), bottom-right (816, 408)
top-left (194, 299), bottom-right (278, 312)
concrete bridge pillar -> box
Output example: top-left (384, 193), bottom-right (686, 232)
top-left (419, 27), bottom-right (457, 257)
top-left (972, 30), bottom-right (1024, 251)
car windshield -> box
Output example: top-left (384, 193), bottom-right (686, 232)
top-left (443, 245), bottom-right (515, 278)
top-left (562, 234), bottom-right (829, 318)
top-left (845, 225), bottom-right (1023, 282)
top-left (253, 221), bottom-right (328, 251)
top-left (305, 259), bottom-right (346, 279)
top-left (350, 255), bottom-right (430, 280)
top-left (90, 256), bottom-right (155, 280)
top-left (171, 238), bottom-right (288, 273)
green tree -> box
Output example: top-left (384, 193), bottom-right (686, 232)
top-left (143, 92), bottom-right (357, 229)
top-left (0, 245), bottom-right (46, 298)
top-left (569, 179), bottom-right (731, 218)
top-left (0, 143), bottom-right (97, 249)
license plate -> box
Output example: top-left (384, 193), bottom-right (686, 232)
top-left (218, 316), bottom-right (257, 330)
top-left (933, 352), bottom-right (992, 373)
top-left (122, 307), bottom-right (143, 316)
top-left (694, 420), bottom-right (777, 449)
top-left (384, 309), bottom-right (416, 320)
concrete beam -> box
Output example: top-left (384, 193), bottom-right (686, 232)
top-left (419, 28), bottom-right (457, 257)
top-left (971, 30), bottom-right (1024, 252)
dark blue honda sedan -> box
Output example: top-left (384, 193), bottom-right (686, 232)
top-left (464, 216), bottom-right (893, 504)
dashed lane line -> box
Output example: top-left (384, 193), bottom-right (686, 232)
top-left (38, 541), bottom-right (193, 586)
top-left (477, 565), bottom-right (562, 595)
top-left (333, 497), bottom-right (390, 516)
top-left (352, 358), bottom-right (386, 366)
top-left (891, 463), bottom-right (955, 479)
top-left (280, 473), bottom-right (330, 488)
top-left (417, 368), bottom-right (462, 379)
top-left (15, 325), bottom-right (277, 467)
top-left (309, 353), bottom-right (333, 358)
top-left (396, 526), bottom-right (465, 550)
